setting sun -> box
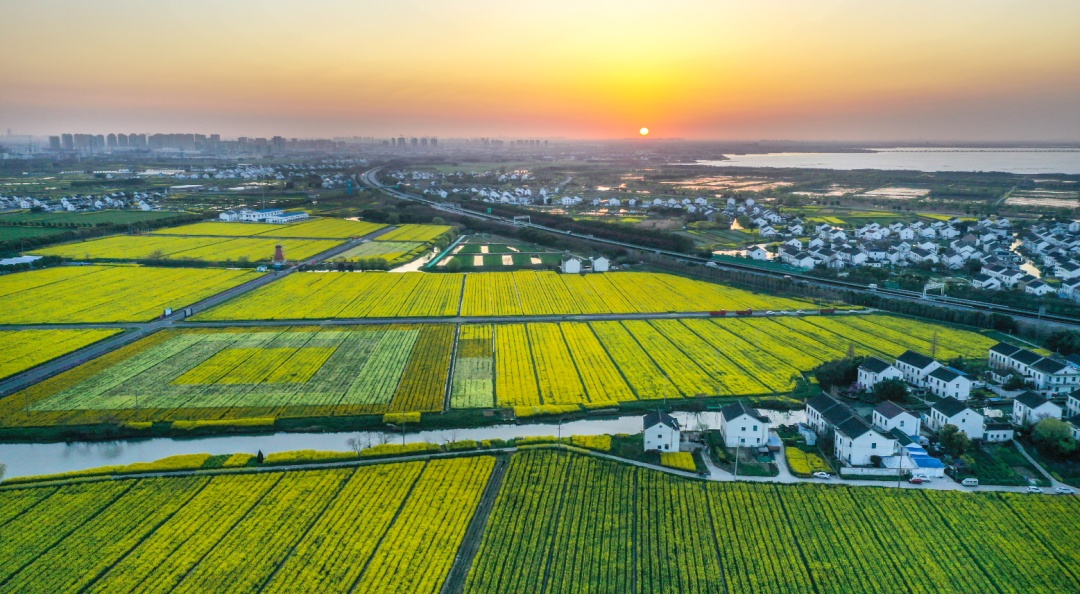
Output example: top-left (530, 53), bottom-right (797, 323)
top-left (639, 127), bottom-right (649, 136)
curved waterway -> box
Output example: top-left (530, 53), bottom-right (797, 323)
top-left (0, 410), bottom-right (804, 479)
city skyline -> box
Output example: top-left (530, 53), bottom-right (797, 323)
top-left (2, 0), bottom-right (1079, 141)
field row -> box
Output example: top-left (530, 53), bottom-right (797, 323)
top-left (31, 234), bottom-right (341, 263)
top-left (151, 218), bottom-right (386, 239)
top-left (0, 315), bottom-right (997, 426)
top-left (466, 450), bottom-right (1080, 594)
top-left (0, 457), bottom-right (494, 594)
top-left (4, 451), bottom-right (1076, 593)
top-left (0, 265), bottom-right (261, 324)
top-left (198, 271), bottom-right (813, 320)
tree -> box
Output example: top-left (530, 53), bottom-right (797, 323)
top-left (871, 378), bottom-right (908, 403)
top-left (1032, 418), bottom-right (1078, 458)
top-left (446, 258), bottom-right (462, 272)
top-left (940, 424), bottom-right (971, 457)
top-left (255, 450), bottom-right (264, 464)
top-left (1003, 375), bottom-right (1030, 390)
top-left (0, 463), bottom-right (5, 483)
top-left (1047, 331), bottom-right (1080, 356)
top-left (813, 356), bottom-right (864, 392)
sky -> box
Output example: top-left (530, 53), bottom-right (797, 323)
top-left (1, 0), bottom-right (1079, 141)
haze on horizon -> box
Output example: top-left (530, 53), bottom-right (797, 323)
top-left (2, 0), bottom-right (1079, 142)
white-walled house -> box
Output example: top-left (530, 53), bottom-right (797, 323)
top-left (560, 257), bottom-right (582, 274)
top-left (1067, 392), bottom-right (1080, 419)
top-left (895, 351), bottom-right (941, 388)
top-left (927, 397), bottom-right (985, 440)
top-left (984, 422), bottom-right (1015, 443)
top-left (834, 417), bottom-right (896, 466)
top-left (747, 246), bottom-right (768, 260)
top-left (643, 410), bottom-right (680, 452)
top-left (1028, 359), bottom-right (1080, 395)
top-left (926, 367), bottom-right (972, 400)
top-left (719, 402), bottom-right (770, 448)
top-left (1012, 391), bottom-right (1063, 427)
top-left (872, 401), bottom-right (921, 437)
top-left (590, 256), bottom-right (610, 272)
top-left (857, 357), bottom-right (903, 390)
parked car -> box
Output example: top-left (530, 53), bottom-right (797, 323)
top-left (961, 477), bottom-right (979, 487)
top-left (1055, 487), bottom-right (1075, 495)
top-left (1027, 486), bottom-right (1043, 494)
top-left (812, 472), bottom-right (831, 479)
top-left (913, 474), bottom-right (932, 482)
top-left (908, 477), bottom-right (926, 484)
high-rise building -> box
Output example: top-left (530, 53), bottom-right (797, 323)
top-left (48, 136), bottom-right (61, 151)
top-left (61, 133), bottom-right (74, 150)
top-left (107, 133), bottom-right (117, 148)
top-left (117, 133), bottom-right (128, 147)
top-left (431, 137), bottom-right (438, 147)
top-left (410, 137), bottom-right (418, 147)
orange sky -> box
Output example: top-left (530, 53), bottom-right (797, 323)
top-left (2, 0), bottom-right (1079, 140)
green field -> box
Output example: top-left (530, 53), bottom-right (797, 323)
top-left (2, 450), bottom-right (1078, 593)
top-left (0, 210), bottom-right (185, 226)
top-left (0, 226), bottom-right (70, 241)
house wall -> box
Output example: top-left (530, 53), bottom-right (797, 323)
top-left (721, 414), bottom-right (769, 448)
top-left (644, 424), bottom-right (679, 452)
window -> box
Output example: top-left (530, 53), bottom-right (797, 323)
top-left (899, 420), bottom-right (905, 427)
top-left (871, 442), bottom-right (877, 449)
top-left (752, 425), bottom-right (758, 431)
top-left (740, 438), bottom-right (745, 444)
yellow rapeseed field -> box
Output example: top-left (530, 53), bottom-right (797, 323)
top-left (0, 329), bottom-right (122, 379)
top-left (0, 265), bottom-right (261, 324)
top-left (32, 235), bottom-right (341, 262)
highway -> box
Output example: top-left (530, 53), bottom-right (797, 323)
top-left (359, 167), bottom-right (1080, 327)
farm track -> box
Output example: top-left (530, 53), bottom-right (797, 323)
top-left (440, 454), bottom-right (510, 594)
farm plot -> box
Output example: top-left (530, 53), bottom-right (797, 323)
top-left (31, 234), bottom-right (341, 262)
top-left (0, 265), bottom-right (260, 324)
top-left (197, 272), bottom-right (463, 320)
top-left (200, 271), bottom-right (818, 321)
top-left (331, 241), bottom-right (428, 265)
top-left (376, 224), bottom-right (453, 242)
top-left (452, 325), bottom-right (495, 409)
top-left (2, 457), bottom-right (494, 594)
top-left (465, 450), bottom-right (1080, 594)
top-left (0, 329), bottom-right (122, 380)
top-left (0, 325), bottom-right (454, 427)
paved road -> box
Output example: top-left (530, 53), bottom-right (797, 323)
top-left (0, 308), bottom-right (880, 332)
top-left (10, 443), bottom-right (1070, 497)
top-left (0, 227), bottom-right (395, 398)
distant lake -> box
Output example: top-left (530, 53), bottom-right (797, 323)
top-left (698, 148), bottom-right (1080, 175)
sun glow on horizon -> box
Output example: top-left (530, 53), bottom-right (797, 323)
top-left (639, 127), bottom-right (649, 136)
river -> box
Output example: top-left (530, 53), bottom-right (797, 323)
top-left (0, 410), bottom-right (805, 479)
top-left (697, 148), bottom-right (1080, 175)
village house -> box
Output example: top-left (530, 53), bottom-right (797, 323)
top-left (857, 357), bottom-right (903, 390)
top-left (833, 416), bottom-right (897, 466)
top-left (872, 401), bottom-right (921, 437)
top-left (718, 402), bottom-right (771, 448)
top-left (643, 410), bottom-right (680, 452)
top-left (926, 397), bottom-right (985, 440)
top-left (926, 367), bottom-right (972, 400)
top-left (1012, 391), bottom-right (1063, 427)
top-left (894, 351), bottom-right (941, 388)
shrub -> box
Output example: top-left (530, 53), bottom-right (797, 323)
top-left (660, 452), bottom-right (697, 472)
top-left (222, 453), bottom-right (255, 468)
top-left (172, 418), bottom-right (274, 431)
top-left (263, 450), bottom-right (357, 465)
top-left (514, 404), bottom-right (580, 418)
top-left (787, 448), bottom-right (832, 477)
top-left (446, 440), bottom-right (480, 451)
top-left (570, 435), bottom-right (612, 452)
top-left (383, 412), bottom-right (422, 425)
top-left (360, 442), bottom-right (441, 458)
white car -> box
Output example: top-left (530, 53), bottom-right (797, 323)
top-left (812, 472), bottom-right (831, 479)
top-left (1055, 487), bottom-right (1075, 495)
top-left (1026, 486), bottom-right (1043, 494)
top-left (914, 474), bottom-right (932, 482)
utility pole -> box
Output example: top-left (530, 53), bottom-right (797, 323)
top-left (733, 443), bottom-right (740, 481)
